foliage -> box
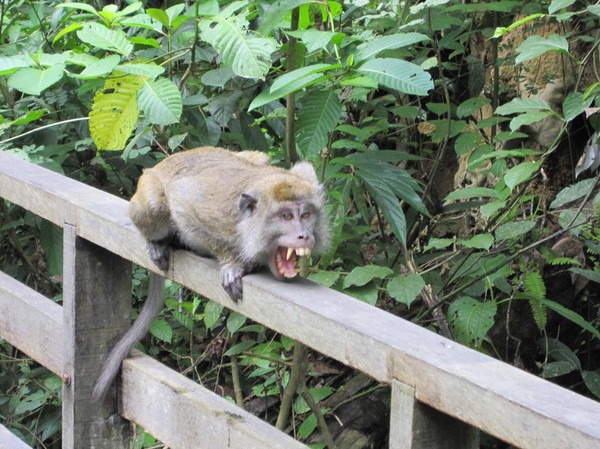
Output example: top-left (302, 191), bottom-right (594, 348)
top-left (1, 0), bottom-right (600, 447)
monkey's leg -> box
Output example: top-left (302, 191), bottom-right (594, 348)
top-left (129, 170), bottom-right (173, 271)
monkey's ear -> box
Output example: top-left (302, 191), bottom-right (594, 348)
top-left (290, 162), bottom-right (319, 187)
top-left (239, 193), bottom-right (258, 216)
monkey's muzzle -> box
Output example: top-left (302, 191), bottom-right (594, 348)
top-left (274, 246), bottom-right (312, 279)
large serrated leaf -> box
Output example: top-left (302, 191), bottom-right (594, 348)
top-left (138, 77), bottom-right (182, 125)
top-left (296, 89), bottom-right (341, 160)
top-left (448, 296), bottom-right (497, 349)
top-left (201, 15), bottom-right (277, 79)
top-left (89, 74), bottom-right (144, 150)
top-left (356, 58), bottom-right (433, 96)
top-left (77, 22), bottom-right (133, 56)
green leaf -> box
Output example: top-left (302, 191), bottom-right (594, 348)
top-left (563, 92), bottom-right (592, 122)
top-left (224, 339), bottom-right (257, 356)
top-left (116, 62), bottom-right (165, 79)
top-left (0, 54), bottom-right (32, 75)
top-left (355, 32), bottom-right (430, 62)
top-left (258, 0), bottom-right (316, 34)
top-left (456, 97), bottom-right (491, 118)
top-left (448, 297), bottom-right (497, 349)
top-left (147, 8), bottom-right (170, 27)
top-left (201, 15), bottom-right (277, 79)
top-left (89, 74), bottom-right (144, 150)
top-left (343, 265), bottom-right (394, 289)
top-left (249, 73), bottom-right (328, 111)
top-left (76, 54), bottom-right (121, 79)
top-left (204, 300), bottom-right (224, 329)
top-left (308, 271), bottom-right (341, 288)
top-left (57, 2), bottom-right (100, 15)
top-left (8, 64), bottom-right (65, 96)
top-left (548, 0), bottom-right (576, 14)
top-left (356, 58), bottom-right (433, 96)
top-left (77, 22), bottom-right (133, 56)
top-left (509, 110), bottom-right (554, 132)
top-left (296, 89), bottom-right (341, 160)
top-left (582, 371), bottom-right (600, 398)
top-left (495, 98), bottom-right (552, 115)
top-left (524, 271), bottom-right (546, 298)
top-left (287, 29), bottom-right (343, 53)
top-left (445, 187), bottom-right (502, 202)
top-left (387, 273), bottom-right (425, 306)
top-left (297, 413), bottom-right (318, 440)
top-left (495, 220), bottom-right (536, 240)
top-left (493, 13), bottom-right (544, 38)
top-left (347, 284), bottom-right (379, 305)
top-left (504, 161), bottom-right (540, 191)
top-left (227, 312), bottom-right (247, 334)
top-left (138, 77), bottom-right (182, 125)
top-left (515, 34), bottom-right (569, 64)
top-left (424, 238), bottom-right (454, 251)
top-left (542, 360), bottom-right (577, 378)
top-left (458, 234), bottom-right (494, 250)
top-left (550, 178), bottom-right (595, 209)
top-left (39, 221), bottom-right (63, 276)
top-left (569, 268), bottom-right (600, 283)
top-left (537, 297), bottom-right (600, 340)
top-left (150, 319), bottom-right (173, 342)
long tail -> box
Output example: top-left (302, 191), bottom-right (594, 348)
top-left (91, 273), bottom-right (166, 401)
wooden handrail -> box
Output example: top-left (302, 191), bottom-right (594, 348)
top-left (1, 151), bottom-right (599, 449)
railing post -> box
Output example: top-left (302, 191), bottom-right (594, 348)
top-left (390, 379), bottom-right (480, 449)
top-left (62, 223), bottom-right (132, 448)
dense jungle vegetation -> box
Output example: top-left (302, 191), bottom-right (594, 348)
top-left (1, 0), bottom-right (599, 447)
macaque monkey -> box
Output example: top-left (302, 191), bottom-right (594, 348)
top-left (92, 147), bottom-right (329, 400)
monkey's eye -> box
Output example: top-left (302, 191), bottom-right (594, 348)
top-left (301, 211), bottom-right (311, 219)
top-left (282, 212), bottom-right (293, 220)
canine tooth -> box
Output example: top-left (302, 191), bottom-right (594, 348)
top-left (286, 247), bottom-right (294, 260)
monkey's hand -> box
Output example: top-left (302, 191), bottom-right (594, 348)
top-left (147, 240), bottom-right (170, 271)
top-left (220, 263), bottom-right (245, 302)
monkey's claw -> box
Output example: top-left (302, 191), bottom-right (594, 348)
top-left (221, 264), bottom-right (245, 302)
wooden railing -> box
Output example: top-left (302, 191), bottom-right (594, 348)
top-left (0, 151), bottom-right (599, 449)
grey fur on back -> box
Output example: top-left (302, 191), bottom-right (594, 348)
top-left (91, 273), bottom-right (166, 401)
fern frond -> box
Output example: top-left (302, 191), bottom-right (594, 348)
top-left (524, 271), bottom-right (546, 299)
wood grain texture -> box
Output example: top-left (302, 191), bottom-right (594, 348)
top-left (0, 425), bottom-right (32, 449)
top-left (1, 151), bottom-right (599, 449)
top-left (120, 353), bottom-right (309, 449)
top-left (390, 379), bottom-right (479, 449)
top-left (0, 271), bottom-right (63, 375)
top-left (61, 225), bottom-right (131, 448)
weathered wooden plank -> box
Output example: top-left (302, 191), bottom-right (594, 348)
top-left (390, 379), bottom-right (479, 449)
top-left (0, 270), bottom-right (63, 375)
top-left (1, 151), bottom-right (600, 449)
top-left (0, 425), bottom-right (32, 449)
top-left (62, 225), bottom-right (131, 448)
top-left (120, 352), bottom-right (309, 449)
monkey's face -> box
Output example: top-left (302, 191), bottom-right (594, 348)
top-left (267, 202), bottom-right (318, 280)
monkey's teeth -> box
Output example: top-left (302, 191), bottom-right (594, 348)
top-left (286, 247), bottom-right (294, 260)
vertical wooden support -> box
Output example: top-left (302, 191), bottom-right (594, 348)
top-left (62, 223), bottom-right (132, 448)
top-left (390, 379), bottom-right (480, 449)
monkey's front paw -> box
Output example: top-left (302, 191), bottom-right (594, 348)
top-left (220, 264), bottom-right (245, 302)
top-left (147, 241), bottom-right (170, 271)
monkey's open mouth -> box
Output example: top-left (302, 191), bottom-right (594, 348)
top-left (275, 246), bottom-right (312, 279)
